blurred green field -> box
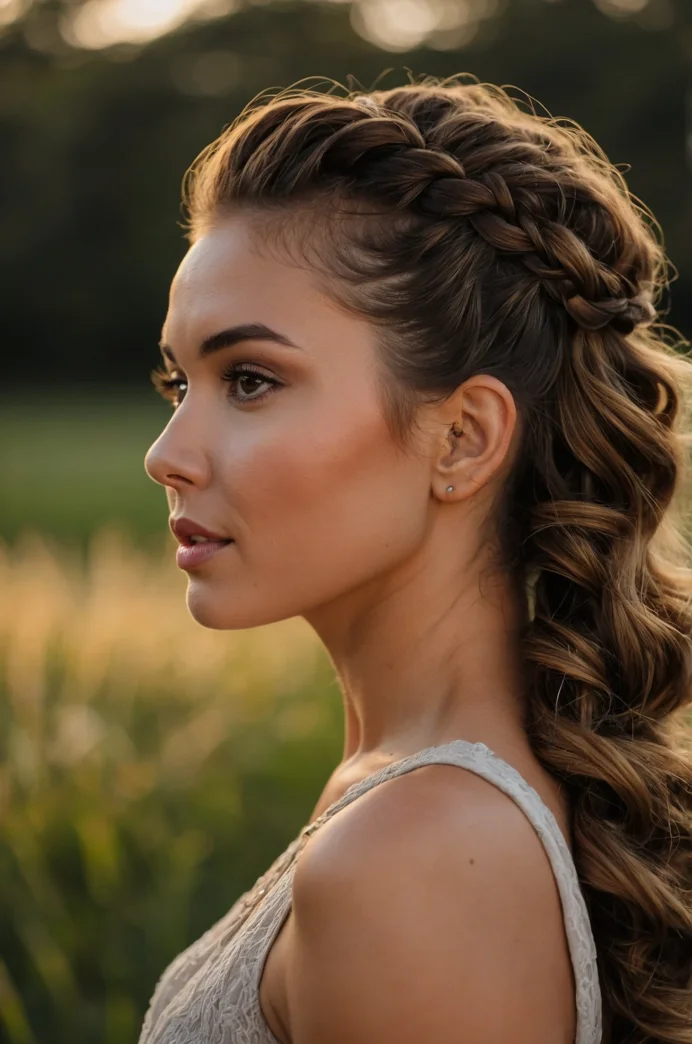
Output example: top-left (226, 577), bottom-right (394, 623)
top-left (1, 390), bottom-right (173, 549)
top-left (0, 527), bottom-right (343, 1044)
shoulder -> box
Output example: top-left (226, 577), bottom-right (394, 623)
top-left (284, 762), bottom-right (576, 1044)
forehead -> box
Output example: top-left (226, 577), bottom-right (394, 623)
top-left (164, 212), bottom-right (335, 344)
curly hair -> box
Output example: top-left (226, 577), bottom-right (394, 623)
top-left (181, 73), bottom-right (692, 1043)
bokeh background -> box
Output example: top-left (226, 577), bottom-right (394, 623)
top-left (1, 0), bottom-right (690, 1040)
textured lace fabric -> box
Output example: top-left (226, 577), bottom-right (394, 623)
top-left (137, 739), bottom-right (603, 1044)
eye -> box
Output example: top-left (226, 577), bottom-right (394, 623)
top-left (150, 366), bottom-right (187, 408)
top-left (221, 363), bottom-right (280, 404)
top-left (149, 364), bottom-right (280, 408)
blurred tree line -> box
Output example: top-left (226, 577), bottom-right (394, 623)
top-left (1, 0), bottom-right (690, 390)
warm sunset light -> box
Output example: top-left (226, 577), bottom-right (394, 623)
top-left (0, 0), bottom-right (663, 51)
top-left (64, 0), bottom-right (236, 48)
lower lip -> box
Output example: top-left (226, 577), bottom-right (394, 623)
top-left (176, 540), bottom-right (234, 569)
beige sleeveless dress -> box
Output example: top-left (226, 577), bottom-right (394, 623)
top-left (137, 739), bottom-right (603, 1044)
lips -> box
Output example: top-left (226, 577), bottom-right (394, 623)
top-left (169, 516), bottom-right (233, 546)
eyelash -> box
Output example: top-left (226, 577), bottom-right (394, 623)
top-left (150, 363), bottom-right (280, 408)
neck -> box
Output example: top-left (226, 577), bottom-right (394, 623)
top-left (303, 542), bottom-right (530, 768)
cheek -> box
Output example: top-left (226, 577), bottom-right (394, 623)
top-left (222, 406), bottom-right (425, 589)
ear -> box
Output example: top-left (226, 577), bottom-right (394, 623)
top-left (432, 375), bottom-right (517, 502)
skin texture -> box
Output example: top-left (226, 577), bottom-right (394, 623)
top-left (284, 766), bottom-right (577, 1044)
top-left (144, 211), bottom-right (577, 1043)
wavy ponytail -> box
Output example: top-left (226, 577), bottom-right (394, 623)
top-left (182, 74), bottom-right (692, 1042)
top-left (512, 323), bottom-right (692, 1041)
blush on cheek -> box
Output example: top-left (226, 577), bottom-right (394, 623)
top-left (209, 367), bottom-right (418, 613)
top-left (247, 436), bottom-right (416, 585)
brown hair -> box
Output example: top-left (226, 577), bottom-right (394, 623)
top-left (181, 74), bottom-right (692, 1043)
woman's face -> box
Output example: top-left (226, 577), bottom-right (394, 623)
top-left (144, 212), bottom-right (435, 630)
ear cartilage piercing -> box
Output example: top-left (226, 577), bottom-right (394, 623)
top-left (446, 424), bottom-right (462, 495)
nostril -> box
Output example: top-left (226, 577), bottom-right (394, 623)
top-left (166, 473), bottom-right (195, 487)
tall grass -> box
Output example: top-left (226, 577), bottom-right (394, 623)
top-left (0, 527), bottom-right (341, 1044)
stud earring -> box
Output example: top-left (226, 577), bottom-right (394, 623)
top-left (446, 485), bottom-right (454, 493)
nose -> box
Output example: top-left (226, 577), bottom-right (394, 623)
top-left (144, 422), bottom-right (209, 492)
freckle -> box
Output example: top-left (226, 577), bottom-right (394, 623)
top-left (469, 858), bottom-right (475, 865)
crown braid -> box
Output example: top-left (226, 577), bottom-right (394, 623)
top-left (183, 76), bottom-right (692, 1044)
top-left (194, 89), bottom-right (658, 340)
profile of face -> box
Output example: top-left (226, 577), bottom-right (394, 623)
top-left (144, 212), bottom-right (516, 634)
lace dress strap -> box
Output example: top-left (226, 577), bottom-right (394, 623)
top-left (248, 739), bottom-right (603, 1044)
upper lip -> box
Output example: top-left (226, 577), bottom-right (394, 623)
top-left (169, 517), bottom-right (232, 545)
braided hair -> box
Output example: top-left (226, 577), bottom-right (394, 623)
top-left (182, 74), bottom-right (692, 1043)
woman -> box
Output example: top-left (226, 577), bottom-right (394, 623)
top-left (140, 74), bottom-right (692, 1044)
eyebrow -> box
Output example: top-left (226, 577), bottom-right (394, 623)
top-left (159, 323), bottom-right (303, 364)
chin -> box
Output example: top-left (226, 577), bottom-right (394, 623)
top-left (184, 581), bottom-right (292, 631)
top-left (185, 583), bottom-right (240, 629)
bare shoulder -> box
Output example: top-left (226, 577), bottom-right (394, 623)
top-left (283, 763), bottom-right (576, 1044)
